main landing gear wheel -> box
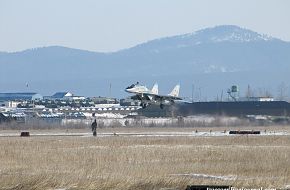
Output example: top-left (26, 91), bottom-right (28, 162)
top-left (141, 103), bottom-right (147, 109)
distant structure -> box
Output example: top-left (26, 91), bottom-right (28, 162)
top-left (5, 101), bottom-right (23, 108)
top-left (226, 85), bottom-right (274, 102)
top-left (90, 97), bottom-right (118, 104)
top-left (51, 92), bottom-right (73, 99)
top-left (238, 97), bottom-right (274, 102)
top-left (45, 92), bottom-right (85, 100)
top-left (227, 85), bottom-right (239, 101)
top-left (0, 93), bottom-right (43, 101)
top-left (120, 97), bottom-right (140, 106)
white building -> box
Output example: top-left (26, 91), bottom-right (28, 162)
top-left (45, 92), bottom-right (85, 100)
top-left (238, 97), bottom-right (274, 102)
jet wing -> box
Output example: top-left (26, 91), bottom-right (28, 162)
top-left (131, 93), bottom-right (182, 101)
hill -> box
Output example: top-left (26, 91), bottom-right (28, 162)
top-left (1, 25), bottom-right (290, 99)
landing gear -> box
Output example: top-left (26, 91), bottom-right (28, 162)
top-left (140, 102), bottom-right (147, 109)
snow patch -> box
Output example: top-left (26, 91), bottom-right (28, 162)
top-left (210, 31), bottom-right (273, 43)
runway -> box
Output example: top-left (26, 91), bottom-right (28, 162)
top-left (0, 130), bottom-right (288, 138)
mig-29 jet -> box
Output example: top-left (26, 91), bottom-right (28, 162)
top-left (125, 82), bottom-right (181, 109)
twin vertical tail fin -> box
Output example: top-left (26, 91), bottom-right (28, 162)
top-left (151, 83), bottom-right (158, 95)
top-left (169, 84), bottom-right (180, 97)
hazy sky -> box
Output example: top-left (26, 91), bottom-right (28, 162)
top-left (0, 0), bottom-right (289, 52)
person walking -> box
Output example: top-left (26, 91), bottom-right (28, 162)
top-left (91, 119), bottom-right (97, 136)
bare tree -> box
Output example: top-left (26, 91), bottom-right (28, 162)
top-left (245, 85), bottom-right (255, 98)
top-left (258, 87), bottom-right (273, 98)
top-left (277, 82), bottom-right (288, 101)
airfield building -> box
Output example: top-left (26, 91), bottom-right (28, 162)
top-left (45, 92), bottom-right (85, 100)
top-left (90, 97), bottom-right (118, 104)
top-left (120, 98), bottom-right (140, 106)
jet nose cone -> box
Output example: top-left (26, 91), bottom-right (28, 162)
top-left (125, 84), bottom-right (136, 93)
top-left (125, 88), bottom-right (132, 93)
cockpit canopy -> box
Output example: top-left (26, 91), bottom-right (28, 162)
top-left (126, 84), bottom-right (135, 89)
top-left (126, 82), bottom-right (140, 89)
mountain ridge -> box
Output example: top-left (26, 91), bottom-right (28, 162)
top-left (1, 25), bottom-right (290, 99)
top-left (0, 25), bottom-right (285, 54)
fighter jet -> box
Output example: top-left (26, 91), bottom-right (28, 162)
top-left (125, 82), bottom-right (182, 109)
